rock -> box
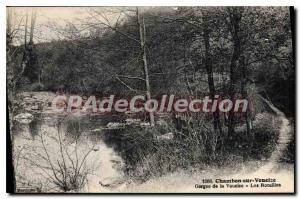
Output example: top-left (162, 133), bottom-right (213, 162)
top-left (23, 97), bottom-right (32, 102)
top-left (22, 92), bottom-right (31, 98)
top-left (13, 113), bottom-right (34, 124)
top-left (125, 118), bottom-right (141, 125)
top-left (140, 122), bottom-right (150, 127)
top-left (91, 128), bottom-right (104, 133)
top-left (24, 107), bottom-right (32, 112)
top-left (99, 177), bottom-right (124, 188)
top-left (157, 132), bottom-right (174, 141)
top-left (24, 104), bottom-right (42, 112)
top-left (107, 122), bottom-right (126, 129)
top-left (31, 105), bottom-right (40, 110)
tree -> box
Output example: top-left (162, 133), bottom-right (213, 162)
top-left (226, 7), bottom-right (243, 142)
top-left (83, 7), bottom-right (156, 125)
top-left (202, 9), bottom-right (223, 139)
top-left (137, 8), bottom-right (155, 126)
top-left (22, 10), bottom-right (39, 83)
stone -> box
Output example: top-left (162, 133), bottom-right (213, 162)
top-left (13, 113), bottom-right (34, 124)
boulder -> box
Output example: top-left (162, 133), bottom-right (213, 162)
top-left (13, 113), bottom-right (34, 124)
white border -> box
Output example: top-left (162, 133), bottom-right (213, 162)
top-left (3, 0), bottom-right (297, 6)
top-left (1, 1), bottom-right (298, 198)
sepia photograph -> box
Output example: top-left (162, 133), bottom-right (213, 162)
top-left (6, 6), bottom-right (295, 193)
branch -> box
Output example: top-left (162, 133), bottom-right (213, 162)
top-left (116, 75), bottom-right (145, 81)
top-left (115, 76), bottom-right (140, 92)
top-left (88, 10), bottom-right (140, 44)
top-left (39, 133), bottom-right (64, 186)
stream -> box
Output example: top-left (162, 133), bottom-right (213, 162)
top-left (13, 103), bottom-right (125, 192)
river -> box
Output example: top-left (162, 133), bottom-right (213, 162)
top-left (12, 94), bottom-right (125, 192)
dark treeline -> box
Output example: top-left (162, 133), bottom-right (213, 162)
top-left (13, 7), bottom-right (293, 115)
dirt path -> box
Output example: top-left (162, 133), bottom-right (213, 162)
top-left (257, 96), bottom-right (292, 172)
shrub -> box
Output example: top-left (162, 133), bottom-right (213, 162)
top-left (30, 82), bottom-right (45, 91)
top-left (18, 122), bottom-right (98, 192)
top-left (102, 116), bottom-right (221, 182)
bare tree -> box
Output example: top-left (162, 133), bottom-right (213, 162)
top-left (29, 10), bottom-right (37, 44)
top-left (85, 7), bottom-right (156, 126)
top-left (136, 8), bottom-right (155, 126)
top-left (22, 10), bottom-right (39, 82)
top-left (20, 11), bottom-right (28, 74)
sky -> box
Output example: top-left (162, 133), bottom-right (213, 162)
top-left (7, 7), bottom-right (127, 44)
top-left (7, 6), bottom-right (178, 44)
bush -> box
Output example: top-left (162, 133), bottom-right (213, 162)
top-left (102, 112), bottom-right (285, 182)
top-left (229, 113), bottom-right (279, 160)
top-left (250, 113), bottom-right (279, 159)
top-left (102, 116), bottom-right (221, 182)
top-left (280, 123), bottom-right (295, 163)
top-left (30, 82), bottom-right (45, 91)
top-left (17, 122), bottom-right (98, 192)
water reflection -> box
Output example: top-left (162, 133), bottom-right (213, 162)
top-left (28, 113), bottom-right (43, 138)
top-left (13, 113), bottom-right (125, 192)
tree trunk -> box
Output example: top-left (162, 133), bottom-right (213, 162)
top-left (21, 12), bottom-right (29, 74)
top-left (29, 11), bottom-right (37, 44)
top-left (202, 15), bottom-right (223, 138)
top-left (240, 55), bottom-right (252, 138)
top-left (137, 8), bottom-right (155, 126)
top-left (23, 10), bottom-right (39, 83)
top-left (227, 8), bottom-right (243, 143)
